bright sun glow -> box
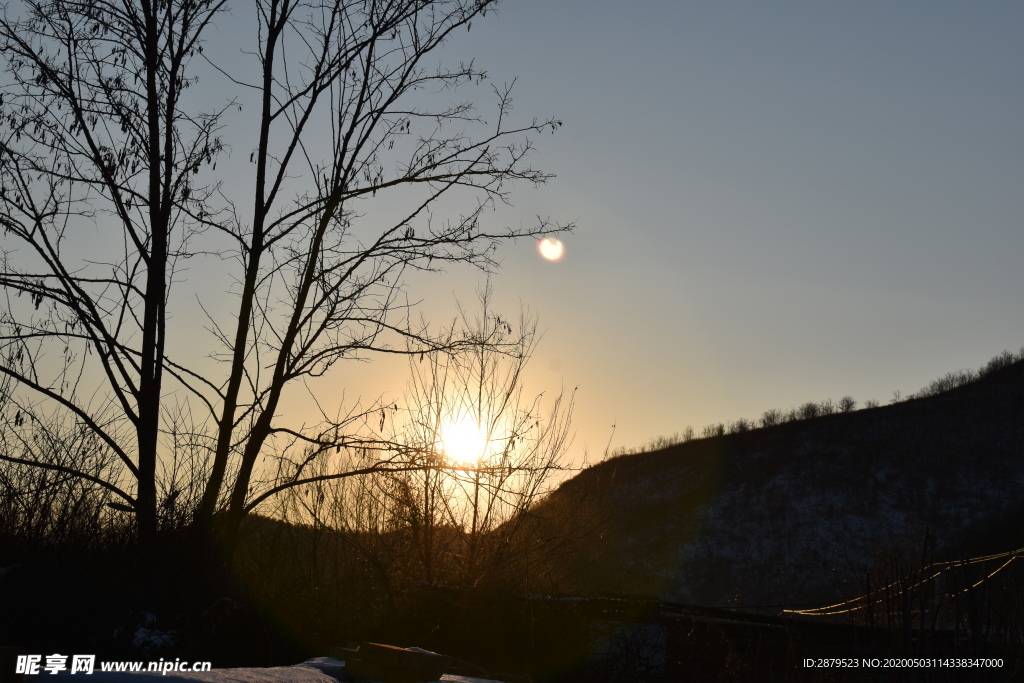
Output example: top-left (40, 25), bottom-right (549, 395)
top-left (537, 237), bottom-right (565, 261)
top-left (439, 415), bottom-right (492, 464)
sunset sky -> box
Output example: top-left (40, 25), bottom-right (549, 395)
top-left (392, 1), bottom-right (1024, 460)
top-left (14, 1), bottom-right (1021, 468)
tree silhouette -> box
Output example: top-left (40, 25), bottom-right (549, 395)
top-left (0, 0), bottom-right (568, 549)
top-left (382, 286), bottom-right (574, 586)
top-left (273, 287), bottom-right (576, 599)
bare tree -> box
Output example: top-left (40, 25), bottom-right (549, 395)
top-left (0, 0), bottom-right (568, 549)
top-left (383, 286), bottom-right (574, 586)
top-left (279, 287), bottom-right (575, 595)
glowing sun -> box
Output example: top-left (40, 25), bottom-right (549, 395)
top-left (537, 237), bottom-right (565, 261)
top-left (439, 415), bottom-right (491, 464)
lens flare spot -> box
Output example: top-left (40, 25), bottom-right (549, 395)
top-left (538, 237), bottom-right (565, 261)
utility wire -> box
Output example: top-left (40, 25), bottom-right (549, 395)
top-left (783, 547), bottom-right (1023, 617)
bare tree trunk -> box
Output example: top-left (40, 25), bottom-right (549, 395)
top-left (136, 0), bottom-right (171, 546)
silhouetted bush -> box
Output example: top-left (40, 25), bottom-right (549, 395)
top-left (980, 348), bottom-right (1022, 377)
top-left (911, 347), bottom-right (1024, 400)
top-left (729, 418), bottom-right (751, 434)
top-left (797, 402), bottom-right (820, 420)
top-left (913, 369), bottom-right (978, 398)
top-left (701, 423), bottom-right (726, 439)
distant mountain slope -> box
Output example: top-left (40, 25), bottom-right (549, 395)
top-left (535, 358), bottom-right (1024, 609)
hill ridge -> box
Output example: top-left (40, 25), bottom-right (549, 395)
top-left (538, 356), bottom-right (1024, 608)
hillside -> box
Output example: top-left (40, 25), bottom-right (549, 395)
top-left (534, 357), bottom-right (1024, 609)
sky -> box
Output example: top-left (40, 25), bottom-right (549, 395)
top-left (395, 0), bottom-right (1024, 460)
top-left (8, 1), bottom-right (1022, 469)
